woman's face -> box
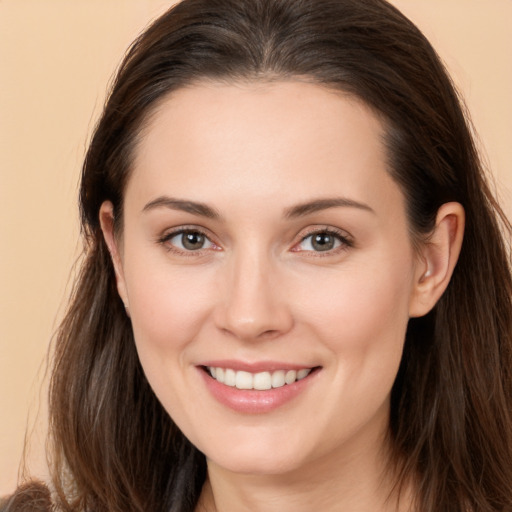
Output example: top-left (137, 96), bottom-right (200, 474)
top-left (105, 81), bottom-right (428, 476)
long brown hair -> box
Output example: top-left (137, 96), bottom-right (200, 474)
top-left (3, 1), bottom-right (511, 510)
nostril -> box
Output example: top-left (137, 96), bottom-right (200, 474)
top-left (259, 329), bottom-right (281, 339)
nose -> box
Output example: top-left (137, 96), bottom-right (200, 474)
top-left (214, 249), bottom-right (294, 341)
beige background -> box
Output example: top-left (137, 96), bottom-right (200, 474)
top-left (1, 0), bottom-right (511, 495)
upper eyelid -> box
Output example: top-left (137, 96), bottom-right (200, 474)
top-left (296, 226), bottom-right (353, 242)
top-left (160, 225), bottom-right (213, 240)
top-left (158, 226), bottom-right (218, 248)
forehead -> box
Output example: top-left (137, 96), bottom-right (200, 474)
top-left (127, 80), bottom-right (402, 220)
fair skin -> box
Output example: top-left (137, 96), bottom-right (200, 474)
top-left (100, 81), bottom-right (464, 512)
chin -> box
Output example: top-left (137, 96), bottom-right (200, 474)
top-left (202, 438), bottom-right (310, 476)
top-left (208, 452), bottom-right (304, 476)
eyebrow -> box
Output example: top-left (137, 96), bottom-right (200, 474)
top-left (142, 195), bottom-right (374, 220)
top-left (142, 196), bottom-right (221, 219)
top-left (284, 197), bottom-right (375, 218)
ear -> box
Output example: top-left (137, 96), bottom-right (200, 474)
top-left (409, 202), bottom-right (465, 318)
top-left (99, 201), bottom-right (130, 311)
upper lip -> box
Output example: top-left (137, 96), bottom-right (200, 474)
top-left (198, 359), bottom-right (318, 373)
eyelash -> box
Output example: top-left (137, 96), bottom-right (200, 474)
top-left (292, 227), bottom-right (354, 256)
top-left (158, 227), bottom-right (220, 256)
top-left (158, 226), bottom-right (353, 256)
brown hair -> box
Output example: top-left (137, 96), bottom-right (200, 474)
top-left (4, 0), bottom-right (511, 510)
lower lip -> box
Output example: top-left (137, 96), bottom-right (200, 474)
top-left (198, 368), bottom-right (319, 414)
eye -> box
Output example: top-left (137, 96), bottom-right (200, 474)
top-left (293, 229), bottom-right (352, 253)
top-left (162, 229), bottom-right (216, 252)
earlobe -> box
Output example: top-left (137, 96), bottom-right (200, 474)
top-left (99, 201), bottom-right (130, 309)
top-left (409, 202), bottom-right (465, 318)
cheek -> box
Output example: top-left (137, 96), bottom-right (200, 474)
top-left (123, 258), bottom-right (221, 420)
top-left (305, 259), bottom-right (414, 425)
top-left (293, 251), bottom-right (415, 370)
top-left (123, 252), bottom-right (218, 362)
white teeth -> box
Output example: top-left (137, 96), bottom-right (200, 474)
top-left (271, 370), bottom-right (285, 388)
top-left (297, 368), bottom-right (311, 380)
top-left (235, 371), bottom-right (253, 390)
top-left (225, 368), bottom-right (236, 387)
top-left (207, 366), bottom-right (313, 390)
top-left (285, 370), bottom-right (297, 384)
top-left (253, 372), bottom-right (272, 390)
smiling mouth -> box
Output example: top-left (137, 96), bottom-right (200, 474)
top-left (203, 366), bottom-right (319, 390)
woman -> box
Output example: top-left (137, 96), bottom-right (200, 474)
top-left (3, 0), bottom-right (511, 510)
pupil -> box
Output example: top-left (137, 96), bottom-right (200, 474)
top-left (182, 232), bottom-right (204, 250)
top-left (312, 233), bottom-right (334, 251)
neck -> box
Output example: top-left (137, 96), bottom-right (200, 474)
top-left (196, 430), bottom-right (414, 512)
